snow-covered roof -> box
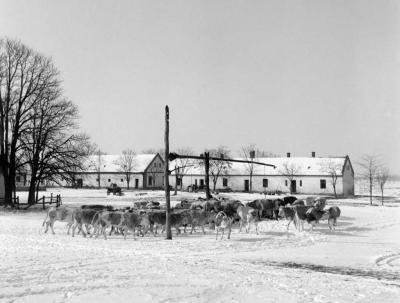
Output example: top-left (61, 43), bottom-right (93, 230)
top-left (171, 156), bottom-right (349, 176)
top-left (84, 154), bottom-right (160, 173)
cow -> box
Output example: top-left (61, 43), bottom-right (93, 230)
top-left (146, 210), bottom-right (191, 236)
top-left (123, 212), bottom-right (151, 239)
top-left (305, 207), bottom-right (326, 231)
top-left (313, 197), bottom-right (327, 211)
top-left (247, 199), bottom-right (279, 220)
top-left (292, 205), bottom-right (313, 231)
top-left (283, 196), bottom-right (297, 205)
top-left (237, 205), bottom-right (259, 234)
top-left (213, 200), bottom-right (243, 218)
top-left (42, 206), bottom-right (76, 234)
top-left (187, 209), bottom-right (214, 234)
top-left (292, 199), bottom-right (305, 206)
top-left (278, 206), bottom-right (297, 231)
top-left (71, 208), bottom-right (102, 237)
top-left (323, 206), bottom-right (341, 231)
top-left (214, 211), bottom-right (234, 240)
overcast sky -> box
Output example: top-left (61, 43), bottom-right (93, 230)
top-left (1, 0), bottom-right (399, 173)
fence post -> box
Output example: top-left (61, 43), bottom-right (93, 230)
top-left (42, 196), bottom-right (45, 209)
top-left (50, 193), bottom-right (53, 204)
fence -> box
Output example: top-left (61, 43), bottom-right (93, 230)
top-left (0, 197), bottom-right (20, 206)
top-left (36, 194), bottom-right (62, 209)
top-left (11, 193), bottom-right (62, 209)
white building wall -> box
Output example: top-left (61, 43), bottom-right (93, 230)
top-left (170, 174), bottom-right (344, 195)
top-left (77, 173), bottom-right (144, 188)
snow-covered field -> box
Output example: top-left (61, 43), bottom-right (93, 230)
top-left (1, 188), bottom-right (400, 302)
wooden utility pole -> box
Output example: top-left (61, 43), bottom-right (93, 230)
top-left (164, 106), bottom-right (172, 239)
top-left (204, 152), bottom-right (211, 200)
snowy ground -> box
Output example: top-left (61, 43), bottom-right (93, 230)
top-left (1, 188), bottom-right (400, 302)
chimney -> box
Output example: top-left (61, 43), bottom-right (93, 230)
top-left (286, 152), bottom-right (291, 158)
top-left (311, 151), bottom-right (316, 158)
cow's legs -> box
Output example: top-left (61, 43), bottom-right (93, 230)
top-left (201, 225), bottom-right (205, 235)
top-left (50, 222), bottom-right (56, 235)
top-left (44, 221), bottom-right (49, 233)
top-left (216, 227), bottom-right (219, 240)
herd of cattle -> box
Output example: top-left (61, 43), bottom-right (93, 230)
top-left (42, 196), bottom-right (341, 240)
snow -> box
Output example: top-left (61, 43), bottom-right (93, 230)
top-left (1, 187), bottom-right (400, 302)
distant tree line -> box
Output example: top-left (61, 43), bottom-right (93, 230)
top-left (0, 38), bottom-right (92, 206)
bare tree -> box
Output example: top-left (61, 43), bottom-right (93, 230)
top-left (358, 155), bottom-right (380, 205)
top-left (0, 38), bottom-right (60, 206)
top-left (114, 149), bottom-right (136, 189)
top-left (20, 96), bottom-right (91, 204)
top-left (207, 146), bottom-right (232, 191)
top-left (319, 159), bottom-right (342, 198)
top-left (241, 144), bottom-right (258, 192)
top-left (376, 167), bottom-right (390, 206)
top-left (279, 162), bottom-right (301, 194)
top-left (173, 147), bottom-right (195, 194)
top-left (88, 146), bottom-right (106, 189)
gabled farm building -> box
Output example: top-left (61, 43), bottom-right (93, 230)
top-left (169, 154), bottom-right (354, 196)
top-left (73, 153), bottom-right (164, 189)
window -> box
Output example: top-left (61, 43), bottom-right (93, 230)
top-left (285, 180), bottom-right (288, 186)
top-left (108, 179), bottom-right (111, 182)
top-left (96, 178), bottom-right (99, 182)
top-left (262, 178), bottom-right (268, 188)
top-left (177, 178), bottom-right (182, 186)
top-left (299, 180), bottom-right (302, 187)
top-left (200, 179), bottom-right (204, 187)
top-left (148, 176), bottom-right (153, 186)
top-left (320, 179), bottom-right (326, 189)
top-left (16, 176), bottom-right (21, 182)
top-left (121, 179), bottom-right (124, 182)
top-left (223, 178), bottom-right (228, 187)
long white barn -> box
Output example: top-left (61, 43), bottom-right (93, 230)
top-left (169, 154), bottom-right (354, 196)
top-left (73, 153), bottom-right (164, 189)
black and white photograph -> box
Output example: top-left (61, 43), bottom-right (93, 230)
top-left (0, 1), bottom-right (399, 302)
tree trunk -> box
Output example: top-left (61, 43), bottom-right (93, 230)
top-left (27, 179), bottom-right (37, 205)
top-left (249, 171), bottom-right (253, 193)
top-left (164, 105), bottom-right (172, 240)
top-left (381, 186), bottom-right (384, 206)
top-left (204, 152), bottom-right (211, 200)
top-left (369, 176), bottom-right (373, 205)
top-left (333, 184), bottom-right (337, 198)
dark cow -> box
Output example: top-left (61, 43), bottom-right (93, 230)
top-left (292, 200), bottom-right (305, 206)
top-left (247, 199), bottom-right (279, 220)
top-left (81, 205), bottom-right (114, 211)
top-left (323, 206), bottom-right (341, 231)
top-left (292, 205), bottom-right (313, 231)
top-left (282, 196), bottom-right (297, 205)
top-left (305, 207), bottom-right (326, 231)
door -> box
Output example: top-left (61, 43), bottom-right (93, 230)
top-left (199, 179), bottom-right (204, 189)
top-left (244, 180), bottom-right (249, 192)
top-left (77, 179), bottom-right (83, 188)
top-left (290, 180), bottom-right (297, 193)
top-left (135, 179), bottom-right (139, 189)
